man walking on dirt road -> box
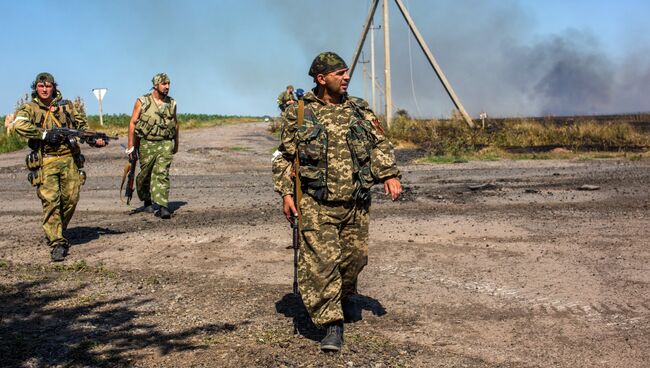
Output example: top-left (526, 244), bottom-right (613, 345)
top-left (272, 52), bottom-right (402, 352)
top-left (11, 72), bottom-right (107, 261)
top-left (126, 73), bottom-right (179, 219)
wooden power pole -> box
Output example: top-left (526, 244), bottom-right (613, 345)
top-left (349, 0), bottom-right (475, 128)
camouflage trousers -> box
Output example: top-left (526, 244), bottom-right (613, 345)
top-left (298, 194), bottom-right (370, 327)
top-left (37, 155), bottom-right (82, 248)
top-left (137, 139), bottom-right (174, 208)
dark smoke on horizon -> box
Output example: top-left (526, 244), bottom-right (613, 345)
top-left (267, 0), bottom-right (650, 118)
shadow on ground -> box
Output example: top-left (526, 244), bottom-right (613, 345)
top-left (128, 201), bottom-right (188, 215)
top-left (67, 226), bottom-right (125, 246)
top-left (275, 293), bottom-right (387, 342)
top-left (0, 278), bottom-right (238, 367)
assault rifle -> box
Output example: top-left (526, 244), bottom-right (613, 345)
top-left (291, 214), bottom-right (299, 296)
top-left (48, 126), bottom-right (118, 146)
top-left (120, 143), bottom-right (138, 205)
top-left (291, 99), bottom-right (305, 299)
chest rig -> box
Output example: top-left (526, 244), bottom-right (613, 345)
top-left (135, 94), bottom-right (176, 140)
top-left (25, 100), bottom-right (86, 186)
top-left (295, 100), bottom-right (378, 202)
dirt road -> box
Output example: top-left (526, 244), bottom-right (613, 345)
top-left (1, 122), bottom-right (649, 367)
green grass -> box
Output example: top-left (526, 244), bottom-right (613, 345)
top-left (52, 259), bottom-right (88, 272)
top-left (0, 116), bottom-right (28, 153)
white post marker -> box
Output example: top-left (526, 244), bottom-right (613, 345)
top-left (92, 88), bottom-right (107, 126)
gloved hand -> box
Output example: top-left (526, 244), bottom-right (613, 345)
top-left (125, 146), bottom-right (137, 161)
top-left (42, 130), bottom-right (64, 145)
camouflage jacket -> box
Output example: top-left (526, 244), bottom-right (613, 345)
top-left (12, 93), bottom-right (87, 156)
top-left (277, 91), bottom-right (295, 108)
top-left (272, 90), bottom-right (400, 202)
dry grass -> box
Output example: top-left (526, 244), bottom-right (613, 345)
top-left (389, 115), bottom-right (650, 162)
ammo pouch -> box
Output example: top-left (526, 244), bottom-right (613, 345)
top-left (25, 150), bottom-right (43, 187)
top-left (348, 120), bottom-right (377, 201)
top-left (27, 170), bottom-right (42, 186)
top-left (135, 115), bottom-right (155, 138)
top-left (78, 169), bottom-right (87, 186)
top-left (135, 115), bottom-right (176, 140)
top-left (26, 150), bottom-right (41, 170)
top-left (297, 123), bottom-right (328, 201)
top-left (72, 153), bottom-right (86, 186)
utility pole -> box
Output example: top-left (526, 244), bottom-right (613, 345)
top-left (370, 22), bottom-right (380, 112)
top-left (359, 52), bottom-right (370, 101)
top-left (393, 0), bottom-right (474, 127)
top-left (383, 0), bottom-right (393, 128)
top-left (349, 0), bottom-right (475, 127)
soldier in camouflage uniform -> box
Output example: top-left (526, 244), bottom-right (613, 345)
top-left (126, 73), bottom-right (179, 219)
top-left (277, 85), bottom-right (296, 112)
top-left (11, 72), bottom-right (107, 261)
top-left (272, 52), bottom-right (402, 352)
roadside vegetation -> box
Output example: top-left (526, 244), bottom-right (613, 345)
top-left (388, 112), bottom-right (650, 163)
top-left (1, 112), bottom-right (262, 154)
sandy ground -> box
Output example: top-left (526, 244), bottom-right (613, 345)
top-left (1, 122), bottom-right (649, 367)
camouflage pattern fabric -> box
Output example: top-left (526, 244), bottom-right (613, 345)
top-left (299, 194), bottom-right (369, 326)
top-left (152, 73), bottom-right (170, 85)
top-left (13, 96), bottom-right (88, 156)
top-left (272, 90), bottom-right (400, 327)
top-left (272, 90), bottom-right (400, 201)
top-left (32, 72), bottom-right (56, 88)
top-left (12, 91), bottom-right (88, 249)
top-left (137, 139), bottom-right (174, 208)
top-left (38, 156), bottom-right (82, 247)
top-left (308, 51), bottom-right (348, 77)
top-left (277, 90), bottom-right (296, 110)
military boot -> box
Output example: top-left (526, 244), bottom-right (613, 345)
top-left (320, 322), bottom-right (343, 352)
top-left (155, 206), bottom-right (171, 219)
top-left (143, 200), bottom-right (155, 213)
top-left (50, 244), bottom-right (69, 262)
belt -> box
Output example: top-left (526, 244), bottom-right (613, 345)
top-left (43, 152), bottom-right (72, 157)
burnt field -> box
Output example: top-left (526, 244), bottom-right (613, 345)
top-left (1, 122), bottom-right (649, 367)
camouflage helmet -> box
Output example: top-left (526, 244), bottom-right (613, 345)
top-left (152, 73), bottom-right (170, 85)
top-left (287, 85), bottom-right (294, 90)
top-left (308, 52), bottom-right (348, 78)
top-left (31, 72), bottom-right (56, 89)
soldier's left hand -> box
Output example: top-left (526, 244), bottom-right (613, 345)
top-left (94, 138), bottom-right (106, 147)
top-left (384, 178), bottom-right (402, 201)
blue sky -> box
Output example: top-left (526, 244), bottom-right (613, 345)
top-left (2, 0), bottom-right (649, 118)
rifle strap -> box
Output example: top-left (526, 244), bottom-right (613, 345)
top-left (295, 100), bottom-right (304, 227)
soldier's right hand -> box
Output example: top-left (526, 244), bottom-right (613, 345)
top-left (42, 130), bottom-right (64, 145)
top-left (282, 195), bottom-right (298, 223)
top-left (125, 146), bottom-right (137, 161)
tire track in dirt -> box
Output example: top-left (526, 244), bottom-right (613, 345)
top-left (378, 264), bottom-right (650, 331)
